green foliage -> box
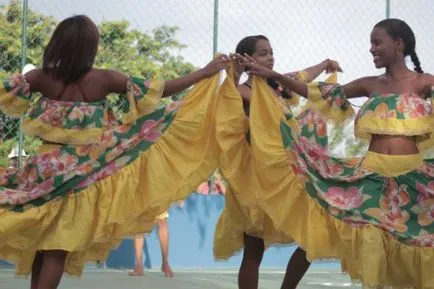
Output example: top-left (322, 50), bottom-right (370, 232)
top-left (0, 0), bottom-right (57, 74)
top-left (97, 23), bottom-right (195, 79)
top-left (329, 123), bottom-right (367, 157)
top-left (0, 135), bottom-right (42, 168)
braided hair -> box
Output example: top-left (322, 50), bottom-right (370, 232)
top-left (375, 19), bottom-right (423, 73)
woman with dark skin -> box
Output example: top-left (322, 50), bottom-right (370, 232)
top-left (233, 19), bottom-right (434, 288)
top-left (0, 15), bottom-right (228, 289)
top-left (237, 21), bottom-right (433, 159)
top-left (215, 34), bottom-right (341, 289)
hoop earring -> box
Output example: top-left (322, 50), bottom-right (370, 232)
top-left (395, 49), bottom-right (403, 57)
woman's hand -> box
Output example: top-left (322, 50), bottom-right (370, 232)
top-left (323, 59), bottom-right (343, 73)
top-left (233, 53), bottom-right (279, 79)
top-left (201, 54), bottom-right (230, 78)
top-left (229, 53), bottom-right (247, 81)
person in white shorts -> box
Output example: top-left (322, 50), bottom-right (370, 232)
top-left (128, 211), bottom-right (173, 277)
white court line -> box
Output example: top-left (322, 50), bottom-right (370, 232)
top-left (307, 282), bottom-right (360, 287)
top-left (0, 268), bottom-right (345, 275)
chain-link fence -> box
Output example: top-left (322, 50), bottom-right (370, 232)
top-left (1, 0), bottom-right (434, 166)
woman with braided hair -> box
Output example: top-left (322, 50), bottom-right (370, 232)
top-left (232, 18), bottom-right (434, 288)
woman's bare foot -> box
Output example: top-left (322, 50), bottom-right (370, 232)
top-left (128, 268), bottom-right (144, 277)
top-left (161, 262), bottom-right (174, 277)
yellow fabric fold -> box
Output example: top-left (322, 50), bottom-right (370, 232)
top-left (215, 68), bottom-right (255, 207)
top-left (356, 115), bottom-right (434, 153)
top-left (213, 70), bottom-right (293, 260)
top-left (248, 75), bottom-right (434, 289)
top-left (249, 76), bottom-right (305, 227)
top-left (119, 79), bottom-right (165, 124)
top-left (356, 116), bottom-right (433, 139)
top-left (36, 144), bottom-right (61, 154)
top-left (305, 73), bottom-right (355, 123)
top-left (1, 78), bottom-right (165, 145)
top-left (0, 85), bottom-right (30, 117)
top-left (0, 73), bottom-right (221, 277)
top-left (298, 72), bottom-right (339, 115)
top-left (363, 151), bottom-right (423, 177)
top-left (22, 117), bottom-right (104, 145)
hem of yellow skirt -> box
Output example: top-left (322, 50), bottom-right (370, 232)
top-left (212, 186), bottom-right (296, 261)
top-left (213, 208), bottom-right (297, 261)
top-left (263, 190), bottom-right (434, 289)
top-left (1, 145), bottom-right (215, 276)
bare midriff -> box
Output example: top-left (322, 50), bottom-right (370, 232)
top-left (368, 134), bottom-right (419, 155)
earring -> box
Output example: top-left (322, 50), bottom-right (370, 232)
top-left (395, 49), bottom-right (403, 57)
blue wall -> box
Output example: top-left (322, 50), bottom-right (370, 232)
top-left (0, 260), bottom-right (11, 267)
top-left (107, 193), bottom-right (335, 270)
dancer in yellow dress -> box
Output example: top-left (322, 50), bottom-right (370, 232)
top-left (234, 19), bottom-right (434, 288)
top-left (213, 34), bottom-right (342, 289)
top-left (0, 15), bottom-right (228, 289)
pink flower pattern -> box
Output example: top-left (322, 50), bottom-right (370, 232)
top-left (320, 186), bottom-right (365, 210)
top-left (0, 75), bottom-right (175, 207)
top-left (281, 81), bottom-right (434, 247)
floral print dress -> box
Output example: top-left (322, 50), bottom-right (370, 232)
top-left (0, 73), bottom-right (221, 277)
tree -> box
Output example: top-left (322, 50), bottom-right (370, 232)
top-left (97, 22), bottom-right (194, 79)
top-left (328, 123), bottom-right (367, 158)
top-left (0, 135), bottom-right (42, 168)
top-left (0, 0), bottom-right (57, 74)
top-left (0, 1), bottom-right (195, 166)
top-left (0, 1), bottom-right (194, 77)
top-left (0, 1), bottom-right (57, 142)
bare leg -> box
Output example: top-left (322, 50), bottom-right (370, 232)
top-left (128, 236), bottom-right (145, 276)
top-left (238, 234), bottom-right (265, 289)
top-left (35, 250), bottom-right (67, 289)
top-left (157, 217), bottom-right (174, 277)
top-left (30, 251), bottom-right (44, 289)
top-left (280, 247), bottom-right (311, 289)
